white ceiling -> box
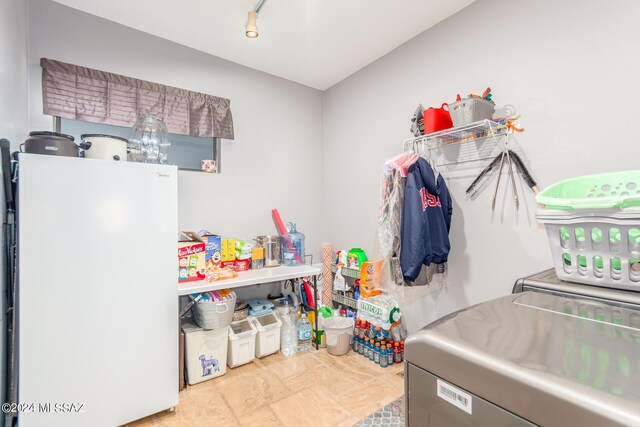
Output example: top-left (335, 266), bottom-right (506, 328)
top-left (52, 0), bottom-right (474, 90)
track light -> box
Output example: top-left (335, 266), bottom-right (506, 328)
top-left (245, 0), bottom-right (267, 39)
top-left (245, 11), bottom-right (258, 38)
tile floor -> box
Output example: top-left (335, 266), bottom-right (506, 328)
top-left (126, 349), bottom-right (405, 427)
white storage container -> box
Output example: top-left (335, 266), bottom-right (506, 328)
top-left (227, 318), bottom-right (258, 368)
top-left (182, 319), bottom-right (228, 385)
top-left (250, 313), bottom-right (282, 358)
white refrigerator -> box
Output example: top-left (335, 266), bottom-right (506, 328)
top-left (17, 154), bottom-right (178, 427)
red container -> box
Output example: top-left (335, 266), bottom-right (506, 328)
top-left (422, 103), bottom-right (453, 134)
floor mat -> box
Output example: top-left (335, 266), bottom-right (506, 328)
top-left (352, 396), bottom-right (404, 426)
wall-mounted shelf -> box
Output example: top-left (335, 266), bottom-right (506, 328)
top-left (403, 119), bottom-right (511, 167)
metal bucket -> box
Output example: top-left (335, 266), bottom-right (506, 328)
top-left (256, 235), bottom-right (282, 267)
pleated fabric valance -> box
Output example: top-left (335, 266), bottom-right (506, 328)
top-left (40, 58), bottom-right (234, 139)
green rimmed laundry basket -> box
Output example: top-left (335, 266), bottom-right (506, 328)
top-left (536, 171), bottom-right (640, 289)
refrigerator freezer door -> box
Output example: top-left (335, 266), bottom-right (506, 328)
top-left (18, 154), bottom-right (178, 427)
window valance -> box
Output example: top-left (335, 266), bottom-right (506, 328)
top-left (40, 58), bottom-right (234, 139)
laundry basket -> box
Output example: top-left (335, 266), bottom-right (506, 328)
top-left (448, 97), bottom-right (495, 127)
top-left (536, 171), bottom-right (640, 289)
top-left (323, 317), bottom-right (354, 356)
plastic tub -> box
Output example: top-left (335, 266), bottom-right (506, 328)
top-left (227, 318), bottom-right (258, 368)
top-left (323, 317), bottom-right (354, 356)
top-left (250, 313), bottom-right (282, 358)
top-left (536, 171), bottom-right (640, 210)
top-left (182, 319), bottom-right (228, 385)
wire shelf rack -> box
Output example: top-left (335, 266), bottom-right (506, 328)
top-left (403, 119), bottom-right (510, 167)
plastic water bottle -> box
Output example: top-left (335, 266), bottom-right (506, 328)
top-left (280, 313), bottom-right (297, 357)
top-left (297, 313), bottom-right (312, 352)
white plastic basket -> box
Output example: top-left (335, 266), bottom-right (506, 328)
top-left (537, 209), bottom-right (640, 289)
top-left (448, 98), bottom-right (495, 127)
top-left (192, 296), bottom-right (236, 330)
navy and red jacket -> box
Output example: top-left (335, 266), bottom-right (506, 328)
top-left (400, 157), bottom-right (452, 281)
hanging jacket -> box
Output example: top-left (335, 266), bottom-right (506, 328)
top-left (400, 157), bottom-right (452, 281)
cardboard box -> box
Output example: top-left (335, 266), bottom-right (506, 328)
top-left (178, 232), bottom-right (206, 283)
top-left (221, 260), bottom-right (236, 271)
top-left (221, 238), bottom-right (236, 262)
top-left (201, 234), bottom-right (222, 264)
top-left (234, 259), bottom-right (251, 272)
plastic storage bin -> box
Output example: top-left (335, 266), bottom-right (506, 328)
top-left (250, 313), bottom-right (282, 358)
top-left (448, 97), bottom-right (495, 127)
top-left (323, 317), bottom-right (354, 356)
top-left (536, 171), bottom-right (640, 289)
top-left (227, 318), bottom-right (258, 368)
top-left (182, 319), bottom-right (228, 385)
top-left (537, 209), bottom-right (640, 289)
top-left (192, 294), bottom-right (236, 330)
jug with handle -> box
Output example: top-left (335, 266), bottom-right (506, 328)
top-left (422, 103), bottom-right (453, 134)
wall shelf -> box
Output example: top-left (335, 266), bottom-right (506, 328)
top-left (403, 119), bottom-right (511, 167)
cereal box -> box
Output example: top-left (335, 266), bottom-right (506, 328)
top-left (201, 234), bottom-right (222, 265)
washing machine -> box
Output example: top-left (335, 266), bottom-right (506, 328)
top-left (405, 269), bottom-right (640, 426)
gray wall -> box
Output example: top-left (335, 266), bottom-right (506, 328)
top-left (28, 0), bottom-right (325, 260)
top-left (323, 0), bottom-right (640, 332)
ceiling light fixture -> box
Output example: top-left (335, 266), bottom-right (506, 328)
top-left (245, 0), bottom-right (267, 38)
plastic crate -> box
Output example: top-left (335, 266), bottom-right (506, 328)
top-left (537, 209), bottom-right (640, 289)
top-left (448, 98), bottom-right (495, 127)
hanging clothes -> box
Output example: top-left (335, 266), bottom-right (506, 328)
top-left (400, 157), bottom-right (452, 282)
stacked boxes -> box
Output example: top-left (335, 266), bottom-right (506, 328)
top-left (221, 238), bottom-right (236, 262)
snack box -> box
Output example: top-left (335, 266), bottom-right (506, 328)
top-left (178, 239), bottom-right (206, 283)
top-left (201, 234), bottom-right (222, 264)
top-left (221, 260), bottom-right (236, 271)
top-left (234, 259), bottom-right (251, 272)
top-left (221, 238), bottom-right (236, 262)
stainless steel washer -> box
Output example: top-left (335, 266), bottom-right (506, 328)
top-left (405, 269), bottom-right (640, 427)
